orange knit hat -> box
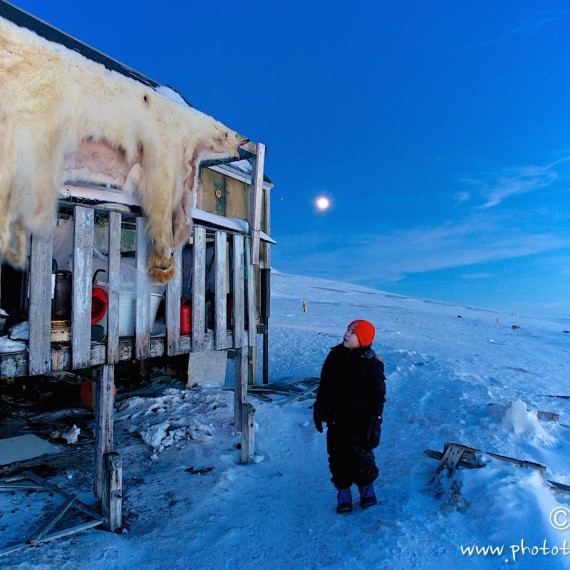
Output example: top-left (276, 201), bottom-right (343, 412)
top-left (348, 319), bottom-right (375, 347)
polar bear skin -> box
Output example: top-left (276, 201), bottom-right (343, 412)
top-left (0, 18), bottom-right (247, 281)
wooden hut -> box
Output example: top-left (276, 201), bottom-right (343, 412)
top-left (0, 0), bottom-right (272, 530)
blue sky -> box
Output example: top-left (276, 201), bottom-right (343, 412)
top-left (9, 0), bottom-right (570, 316)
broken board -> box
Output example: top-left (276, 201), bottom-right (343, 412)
top-left (424, 442), bottom-right (570, 494)
top-left (0, 435), bottom-right (60, 466)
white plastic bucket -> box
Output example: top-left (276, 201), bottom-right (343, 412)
top-left (119, 293), bottom-right (163, 336)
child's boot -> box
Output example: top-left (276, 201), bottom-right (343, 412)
top-left (359, 484), bottom-right (377, 509)
top-left (336, 487), bottom-right (353, 514)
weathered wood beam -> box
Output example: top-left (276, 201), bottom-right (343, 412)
top-left (166, 246), bottom-right (183, 356)
top-left (249, 143), bottom-right (266, 265)
top-left (28, 235), bottom-right (53, 375)
top-left (135, 217), bottom-right (150, 360)
top-left (102, 451), bottom-right (122, 531)
top-left (214, 231), bottom-right (229, 350)
top-left (240, 402), bottom-right (255, 464)
top-left (234, 346), bottom-right (248, 431)
top-left (191, 226), bottom-right (206, 352)
top-left (232, 235), bottom-right (245, 348)
top-left (72, 206), bottom-right (94, 370)
top-left (94, 364), bottom-right (115, 499)
top-left (106, 211), bottom-right (121, 363)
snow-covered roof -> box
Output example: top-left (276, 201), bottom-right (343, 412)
top-left (0, 0), bottom-right (161, 91)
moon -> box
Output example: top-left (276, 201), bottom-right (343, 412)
top-left (315, 196), bottom-right (331, 211)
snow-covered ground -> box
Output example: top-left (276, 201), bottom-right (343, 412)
top-left (2, 270), bottom-right (570, 569)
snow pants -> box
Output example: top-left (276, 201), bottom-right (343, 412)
top-left (326, 424), bottom-right (379, 489)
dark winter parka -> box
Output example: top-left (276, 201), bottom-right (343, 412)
top-left (316, 344), bottom-right (386, 436)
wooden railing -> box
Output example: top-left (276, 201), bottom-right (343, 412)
top-left (0, 202), bottom-right (258, 379)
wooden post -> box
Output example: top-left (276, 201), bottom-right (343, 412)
top-left (102, 451), bottom-right (122, 531)
top-left (28, 234), bottom-right (53, 375)
top-left (71, 206), bottom-right (94, 370)
top-left (234, 346), bottom-right (248, 431)
top-left (214, 231), bottom-right (229, 350)
top-left (191, 226), bottom-right (206, 352)
top-left (106, 211), bottom-right (121, 364)
top-left (260, 268), bottom-right (270, 385)
top-left (166, 246), bottom-right (182, 356)
top-left (244, 242), bottom-right (257, 385)
top-left (94, 364), bottom-right (114, 498)
top-left (135, 217), bottom-right (150, 360)
top-left (249, 143), bottom-right (266, 265)
top-left (240, 403), bottom-right (256, 464)
top-left (263, 328), bottom-right (269, 385)
top-left (232, 235), bottom-right (245, 349)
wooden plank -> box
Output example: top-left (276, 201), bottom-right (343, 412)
top-left (262, 154), bottom-right (271, 268)
top-left (245, 243), bottom-right (257, 349)
top-left (0, 331), bottom-right (234, 378)
top-left (28, 234), bottom-right (52, 375)
top-left (423, 449), bottom-right (483, 469)
top-left (71, 206), bottom-right (94, 370)
top-left (427, 442), bottom-right (547, 481)
top-left (106, 211), bottom-right (121, 363)
top-left (35, 518), bottom-right (104, 543)
top-left (244, 244), bottom-right (258, 385)
top-left (249, 143), bottom-right (266, 265)
top-left (548, 480), bottom-right (570, 494)
top-left (214, 231), bottom-right (229, 350)
top-left (279, 385), bottom-right (319, 407)
top-left (232, 234), bottom-right (245, 348)
top-left (166, 246), bottom-right (183, 356)
top-left (21, 471), bottom-right (103, 520)
top-left (93, 364), bottom-right (114, 499)
top-left (191, 226), bottom-right (206, 352)
top-left (135, 217), bottom-right (150, 360)
top-left (29, 495), bottom-right (76, 544)
top-left (234, 346), bottom-right (248, 431)
top-left (102, 451), bottom-right (122, 531)
top-left (537, 410), bottom-right (560, 423)
top-left (429, 443), bottom-right (466, 483)
top-left (240, 402), bottom-right (255, 464)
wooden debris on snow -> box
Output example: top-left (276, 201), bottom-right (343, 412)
top-left (244, 378), bottom-right (319, 405)
top-left (424, 442), bottom-right (570, 495)
top-left (0, 471), bottom-right (104, 557)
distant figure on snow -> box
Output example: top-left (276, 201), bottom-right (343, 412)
top-left (313, 319), bottom-right (386, 513)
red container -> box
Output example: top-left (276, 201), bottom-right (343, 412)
top-left (180, 302), bottom-right (192, 335)
top-left (91, 287), bottom-right (108, 324)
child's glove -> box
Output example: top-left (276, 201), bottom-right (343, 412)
top-left (313, 402), bottom-right (324, 433)
top-left (365, 415), bottom-right (382, 450)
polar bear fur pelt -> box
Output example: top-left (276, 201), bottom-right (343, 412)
top-left (0, 18), bottom-right (247, 283)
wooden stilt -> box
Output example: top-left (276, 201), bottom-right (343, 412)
top-left (234, 346), bottom-right (248, 431)
top-left (102, 451), bottom-right (122, 531)
top-left (240, 402), bottom-right (256, 464)
top-left (94, 364), bottom-right (114, 498)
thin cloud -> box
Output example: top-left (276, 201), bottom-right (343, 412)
top-left (481, 11), bottom-right (562, 47)
top-left (481, 165), bottom-right (558, 208)
top-left (275, 214), bottom-right (570, 286)
top-left (459, 155), bottom-right (570, 209)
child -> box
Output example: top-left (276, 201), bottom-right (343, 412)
top-left (313, 319), bottom-right (386, 513)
